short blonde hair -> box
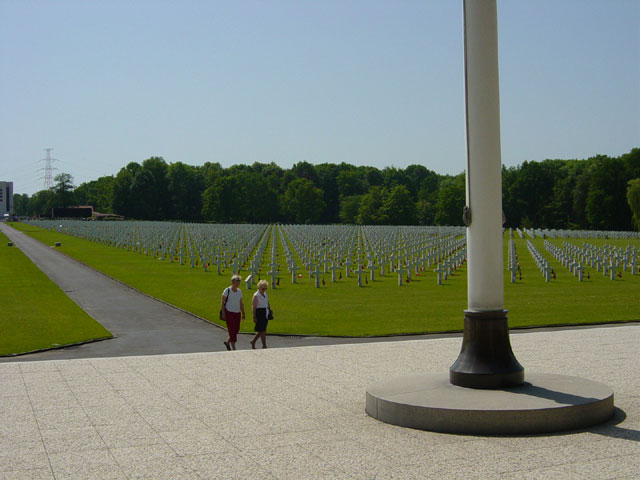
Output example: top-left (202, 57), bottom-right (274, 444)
top-left (257, 280), bottom-right (268, 289)
top-left (231, 274), bottom-right (242, 283)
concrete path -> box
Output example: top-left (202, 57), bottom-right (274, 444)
top-left (0, 325), bottom-right (637, 479)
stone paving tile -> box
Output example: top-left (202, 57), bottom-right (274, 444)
top-left (0, 439), bottom-right (46, 458)
top-left (47, 448), bottom-right (124, 479)
top-left (0, 451), bottom-right (50, 472)
top-left (141, 412), bottom-right (208, 433)
top-left (0, 398), bottom-right (33, 422)
top-left (249, 443), bottom-right (347, 480)
top-left (94, 424), bottom-right (166, 449)
top-left (158, 428), bottom-right (236, 456)
top-left (0, 325), bottom-right (637, 479)
top-left (0, 364), bottom-right (21, 374)
top-left (0, 420), bottom-right (40, 440)
top-left (182, 451), bottom-right (272, 480)
top-left (0, 469), bottom-right (55, 480)
top-left (18, 363), bottom-right (58, 373)
top-left (34, 407), bottom-right (93, 431)
top-left (557, 453), bottom-right (640, 480)
top-left (40, 426), bottom-right (108, 454)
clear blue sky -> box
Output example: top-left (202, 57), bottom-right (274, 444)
top-left (1, 0), bottom-right (638, 195)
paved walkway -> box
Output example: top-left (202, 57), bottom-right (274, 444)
top-left (1, 324), bottom-right (638, 479)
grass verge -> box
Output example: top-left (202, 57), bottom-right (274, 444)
top-left (10, 222), bottom-right (640, 337)
top-left (0, 229), bottom-right (112, 355)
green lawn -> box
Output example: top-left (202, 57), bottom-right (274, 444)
top-left (0, 229), bottom-right (112, 356)
top-left (9, 222), bottom-right (640, 337)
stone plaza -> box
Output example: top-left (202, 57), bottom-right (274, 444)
top-left (1, 324), bottom-right (638, 479)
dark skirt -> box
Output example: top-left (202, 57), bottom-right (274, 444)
top-left (254, 307), bottom-right (268, 332)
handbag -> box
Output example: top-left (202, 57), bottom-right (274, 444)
top-left (267, 307), bottom-right (274, 320)
top-left (219, 287), bottom-right (230, 320)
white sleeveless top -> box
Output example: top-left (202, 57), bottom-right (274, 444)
top-left (253, 290), bottom-right (269, 309)
top-left (223, 287), bottom-right (242, 313)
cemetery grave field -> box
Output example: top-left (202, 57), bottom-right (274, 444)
top-left (10, 221), bottom-right (640, 338)
top-left (0, 230), bottom-right (112, 356)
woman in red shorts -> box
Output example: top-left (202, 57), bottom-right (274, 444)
top-left (220, 275), bottom-right (245, 350)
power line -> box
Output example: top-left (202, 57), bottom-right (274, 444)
top-left (38, 148), bottom-right (58, 189)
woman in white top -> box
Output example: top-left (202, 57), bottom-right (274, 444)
top-left (250, 280), bottom-right (271, 349)
top-left (220, 274), bottom-right (245, 351)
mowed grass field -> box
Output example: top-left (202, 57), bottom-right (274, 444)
top-left (0, 230), bottom-right (112, 356)
top-left (9, 222), bottom-right (640, 337)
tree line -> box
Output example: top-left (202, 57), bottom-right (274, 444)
top-left (12, 148), bottom-right (640, 230)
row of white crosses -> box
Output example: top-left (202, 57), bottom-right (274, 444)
top-left (544, 240), bottom-right (639, 281)
top-left (170, 223), bottom-right (267, 274)
top-left (283, 224), bottom-right (359, 288)
top-left (582, 243), bottom-right (639, 275)
top-left (526, 239), bottom-right (552, 282)
top-left (33, 220), bottom-right (272, 277)
top-left (543, 241), bottom-right (588, 281)
top-left (266, 227), bottom-right (280, 289)
top-left (516, 227), bottom-right (640, 241)
top-left (40, 220), bottom-right (184, 260)
top-left (355, 226), bottom-right (466, 286)
top-left (507, 229), bottom-right (520, 283)
top-left (586, 242), bottom-right (638, 275)
top-left (34, 220), bottom-right (637, 288)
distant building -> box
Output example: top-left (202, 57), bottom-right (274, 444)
top-left (51, 206), bottom-right (94, 219)
top-left (0, 181), bottom-right (13, 218)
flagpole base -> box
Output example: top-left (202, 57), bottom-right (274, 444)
top-left (449, 310), bottom-right (524, 389)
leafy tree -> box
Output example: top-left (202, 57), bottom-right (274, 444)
top-left (281, 178), bottom-right (325, 224)
top-left (381, 166), bottom-right (408, 189)
top-left (201, 162), bottom-right (223, 188)
top-left (12, 193), bottom-right (29, 216)
top-left (572, 167), bottom-right (590, 229)
top-left (248, 174), bottom-right (279, 223)
top-left (201, 175), bottom-right (246, 222)
top-left (26, 190), bottom-right (55, 217)
top-left (167, 162), bottom-right (204, 221)
top-left (508, 160), bottom-right (555, 227)
top-left (404, 165), bottom-right (434, 197)
top-left (232, 171), bottom-right (279, 223)
top-left (357, 186), bottom-right (388, 225)
top-left (416, 200), bottom-right (436, 225)
top-left (338, 195), bottom-right (362, 224)
top-left (130, 157), bottom-right (170, 220)
top-left (434, 174), bottom-right (465, 226)
top-left (336, 168), bottom-right (367, 197)
top-left (32, 147), bottom-right (640, 229)
top-left (292, 161), bottom-right (319, 185)
top-left (52, 173), bottom-right (75, 207)
top-left (621, 148), bottom-right (640, 180)
top-left (381, 185), bottom-right (416, 225)
top-left (111, 162), bottom-right (140, 218)
top-left (315, 163), bottom-right (340, 223)
top-left (74, 176), bottom-right (114, 213)
top-left (585, 156), bottom-right (631, 230)
top-left (363, 167), bottom-right (384, 187)
top-left (416, 172), bottom-right (440, 225)
top-left (626, 178), bottom-right (640, 230)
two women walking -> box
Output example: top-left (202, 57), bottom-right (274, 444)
top-left (220, 275), bottom-right (271, 350)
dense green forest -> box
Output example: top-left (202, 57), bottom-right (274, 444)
top-left (12, 148), bottom-right (640, 230)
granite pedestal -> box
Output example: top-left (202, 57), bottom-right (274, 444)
top-left (366, 372), bottom-right (614, 435)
